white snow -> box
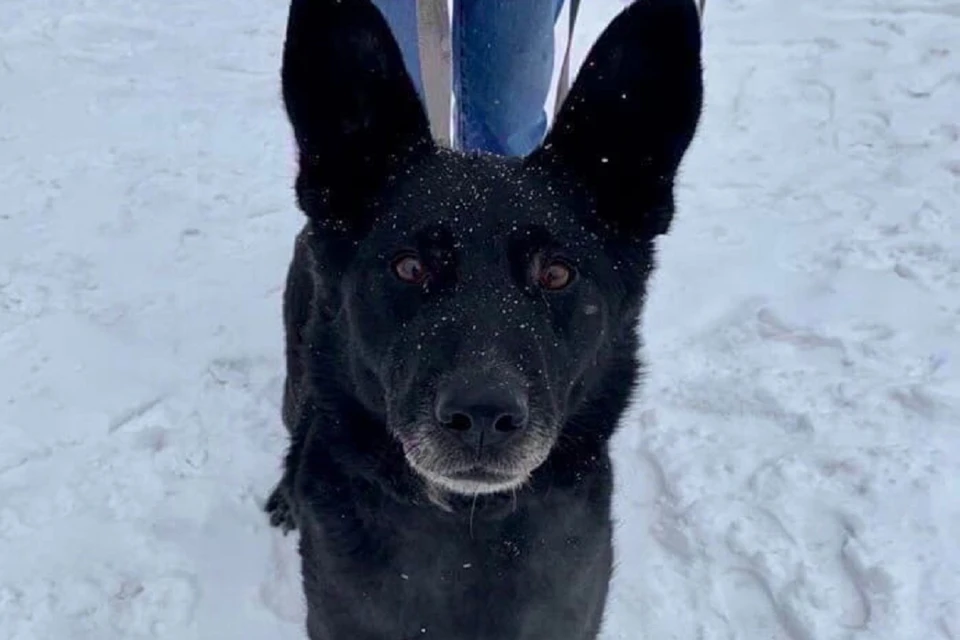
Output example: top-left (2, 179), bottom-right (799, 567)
top-left (1, 0), bottom-right (958, 638)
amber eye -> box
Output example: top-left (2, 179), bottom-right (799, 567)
top-left (538, 259), bottom-right (574, 291)
top-left (393, 254), bottom-right (429, 284)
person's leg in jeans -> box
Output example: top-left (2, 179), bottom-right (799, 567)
top-left (372, 0), bottom-right (564, 157)
top-left (370, 0), bottom-right (424, 97)
top-left (454, 0), bottom-right (564, 156)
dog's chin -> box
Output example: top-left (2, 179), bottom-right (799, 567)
top-left (423, 466), bottom-right (527, 495)
top-left (405, 458), bottom-right (530, 496)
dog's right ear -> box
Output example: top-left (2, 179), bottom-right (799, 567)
top-left (282, 0), bottom-right (434, 227)
top-left (528, 0), bottom-right (703, 239)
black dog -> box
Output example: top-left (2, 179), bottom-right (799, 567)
top-left (265, 0), bottom-right (702, 637)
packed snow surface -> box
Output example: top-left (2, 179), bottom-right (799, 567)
top-left (1, 0), bottom-right (958, 638)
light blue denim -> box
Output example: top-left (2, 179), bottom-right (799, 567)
top-left (372, 0), bottom-right (565, 157)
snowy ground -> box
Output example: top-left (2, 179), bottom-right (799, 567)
top-left (1, 0), bottom-right (958, 638)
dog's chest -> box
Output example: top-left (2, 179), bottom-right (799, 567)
top-left (303, 496), bottom-right (611, 640)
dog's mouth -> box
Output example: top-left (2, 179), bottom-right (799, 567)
top-left (448, 467), bottom-right (513, 483)
top-left (408, 460), bottom-right (529, 496)
top-left (392, 398), bottom-right (559, 496)
top-left (400, 429), bottom-right (556, 496)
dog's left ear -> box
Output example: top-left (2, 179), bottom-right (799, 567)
top-left (282, 0), bottom-right (434, 226)
top-left (529, 0), bottom-right (703, 238)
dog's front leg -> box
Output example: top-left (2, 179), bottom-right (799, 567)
top-left (264, 426), bottom-right (305, 534)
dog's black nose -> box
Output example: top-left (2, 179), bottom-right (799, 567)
top-left (436, 384), bottom-right (529, 449)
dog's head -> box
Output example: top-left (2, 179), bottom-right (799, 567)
top-left (282, 0), bottom-right (702, 496)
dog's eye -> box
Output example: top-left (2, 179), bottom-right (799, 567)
top-left (393, 254), bottom-right (429, 284)
top-left (537, 260), bottom-right (574, 291)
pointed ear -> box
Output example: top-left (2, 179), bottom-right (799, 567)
top-left (282, 0), bottom-right (434, 225)
top-left (529, 0), bottom-right (703, 238)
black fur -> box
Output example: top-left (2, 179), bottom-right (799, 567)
top-left (265, 0), bottom-right (702, 638)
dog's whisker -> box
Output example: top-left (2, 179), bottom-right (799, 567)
top-left (469, 492), bottom-right (479, 539)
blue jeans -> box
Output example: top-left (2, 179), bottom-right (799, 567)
top-left (373, 0), bottom-right (565, 157)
